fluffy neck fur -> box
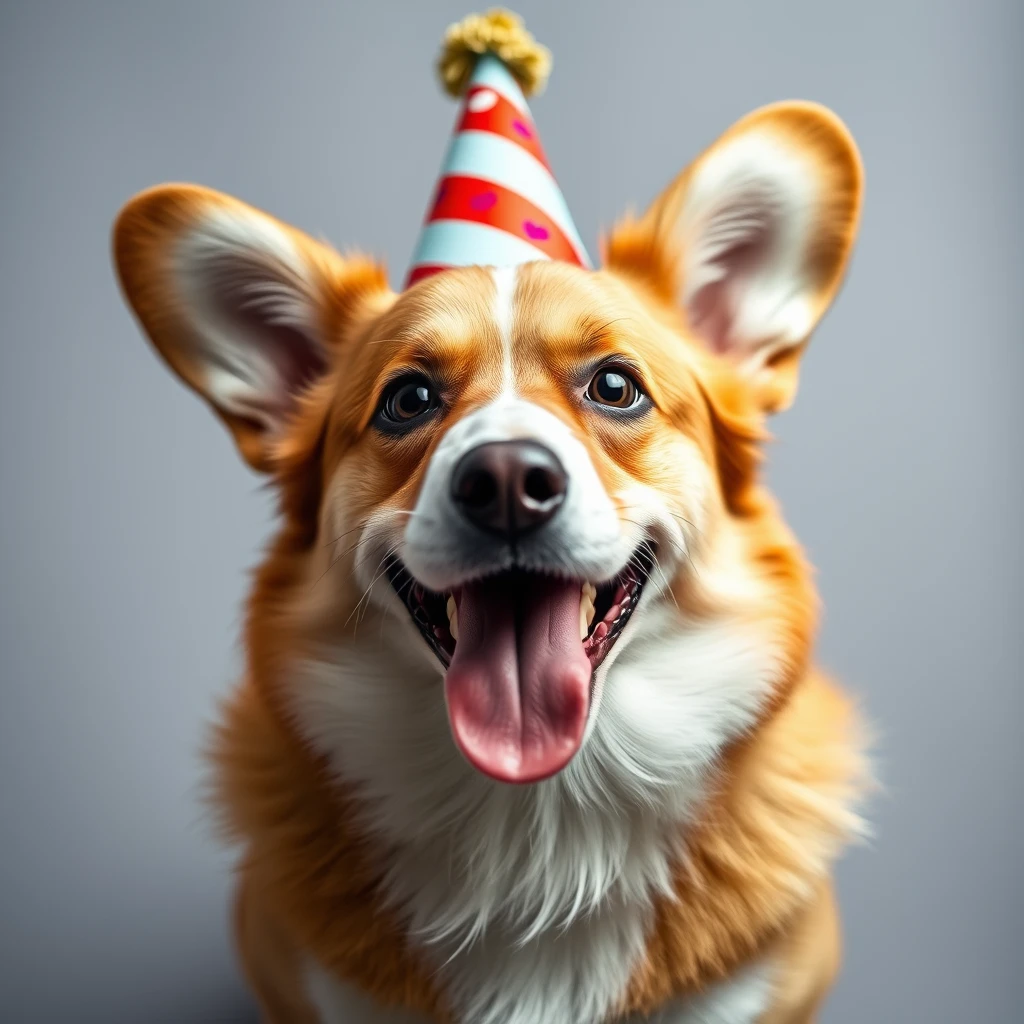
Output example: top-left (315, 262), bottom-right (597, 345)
top-left (209, 381), bottom-right (868, 1023)
top-left (210, 537), bottom-right (867, 1023)
top-left (211, 663), bottom-right (865, 1022)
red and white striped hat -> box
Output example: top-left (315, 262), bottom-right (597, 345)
top-left (405, 10), bottom-right (591, 289)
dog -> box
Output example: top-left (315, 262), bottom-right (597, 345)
top-left (113, 98), bottom-right (869, 1024)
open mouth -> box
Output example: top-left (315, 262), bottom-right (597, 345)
top-left (385, 546), bottom-right (654, 784)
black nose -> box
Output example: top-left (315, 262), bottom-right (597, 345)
top-left (451, 440), bottom-right (568, 538)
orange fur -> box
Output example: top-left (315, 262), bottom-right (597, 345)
top-left (212, 681), bottom-right (449, 1019)
top-left (619, 672), bottom-right (867, 1015)
top-left (113, 100), bottom-right (868, 1022)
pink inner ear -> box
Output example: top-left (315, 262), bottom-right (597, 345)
top-left (687, 228), bottom-right (774, 357)
top-left (202, 251), bottom-right (328, 423)
top-left (216, 293), bottom-right (327, 402)
top-left (689, 280), bottom-right (734, 355)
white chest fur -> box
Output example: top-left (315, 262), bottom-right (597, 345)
top-left (289, 594), bottom-right (775, 1024)
top-left (304, 960), bottom-right (773, 1024)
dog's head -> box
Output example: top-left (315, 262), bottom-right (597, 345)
top-left (114, 102), bottom-right (861, 796)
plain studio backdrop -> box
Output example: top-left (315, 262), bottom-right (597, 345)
top-left (1, 1), bottom-right (1022, 1021)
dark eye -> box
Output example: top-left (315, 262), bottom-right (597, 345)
top-left (586, 367), bottom-right (643, 410)
top-left (379, 376), bottom-right (438, 425)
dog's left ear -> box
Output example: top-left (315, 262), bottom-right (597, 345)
top-left (113, 184), bottom-right (392, 471)
top-left (605, 101), bottom-right (863, 413)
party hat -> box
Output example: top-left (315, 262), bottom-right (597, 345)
top-left (404, 10), bottom-right (592, 288)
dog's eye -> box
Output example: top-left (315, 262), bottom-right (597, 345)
top-left (587, 368), bottom-right (643, 410)
top-left (379, 376), bottom-right (438, 424)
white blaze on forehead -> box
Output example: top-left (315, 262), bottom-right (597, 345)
top-left (491, 265), bottom-right (518, 394)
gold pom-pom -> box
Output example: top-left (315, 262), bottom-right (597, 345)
top-left (437, 9), bottom-right (552, 99)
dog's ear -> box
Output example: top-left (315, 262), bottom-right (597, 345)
top-left (113, 184), bottom-right (392, 471)
top-left (605, 102), bottom-right (863, 413)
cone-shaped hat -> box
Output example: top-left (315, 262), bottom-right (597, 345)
top-left (405, 9), bottom-right (591, 288)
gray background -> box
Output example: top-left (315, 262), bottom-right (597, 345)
top-left (1, 0), bottom-right (1021, 1021)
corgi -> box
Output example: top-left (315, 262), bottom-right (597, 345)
top-left (113, 99), bottom-right (869, 1024)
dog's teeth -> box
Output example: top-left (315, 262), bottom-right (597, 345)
top-left (583, 582), bottom-right (597, 602)
top-left (578, 584), bottom-right (596, 640)
top-left (446, 595), bottom-right (459, 641)
top-left (579, 599), bottom-right (595, 638)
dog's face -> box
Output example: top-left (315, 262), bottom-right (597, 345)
top-left (318, 262), bottom-right (727, 785)
top-left (114, 102), bottom-right (861, 794)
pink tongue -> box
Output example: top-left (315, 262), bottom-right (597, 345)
top-left (444, 575), bottom-right (591, 784)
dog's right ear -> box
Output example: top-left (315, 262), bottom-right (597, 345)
top-left (603, 102), bottom-right (862, 415)
top-left (113, 184), bottom-right (393, 472)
